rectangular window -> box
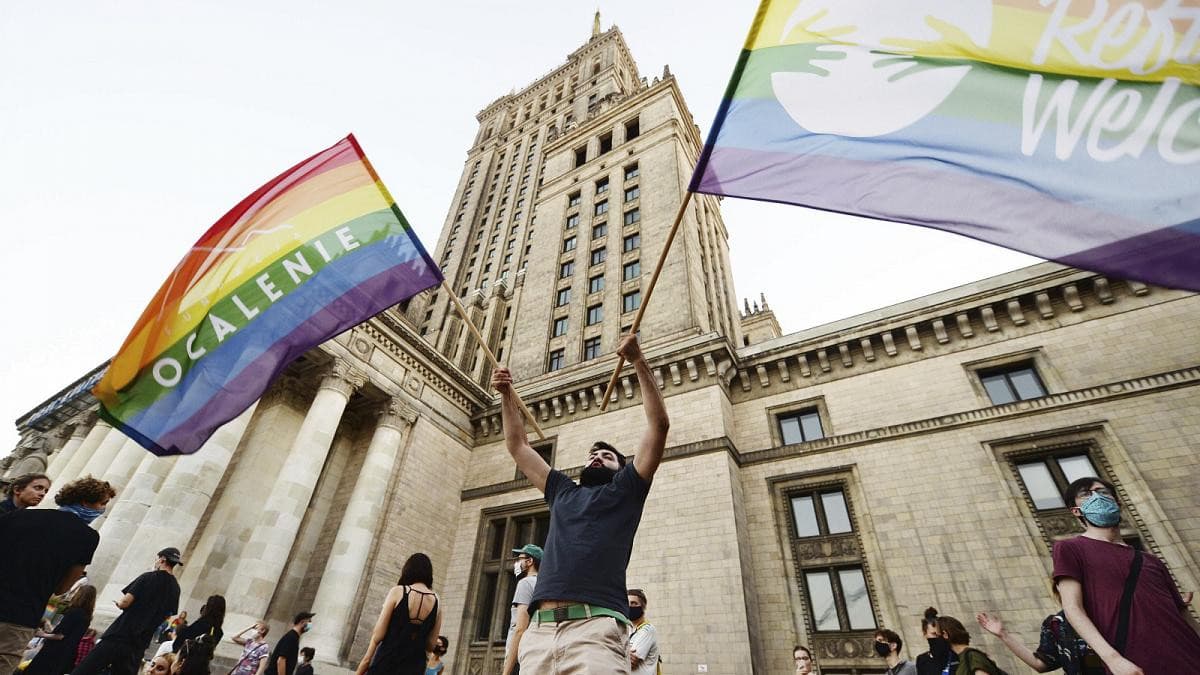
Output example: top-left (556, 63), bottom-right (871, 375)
top-left (552, 316), bottom-right (568, 337)
top-left (623, 260), bottom-right (640, 281)
top-left (596, 178), bottom-right (609, 194)
top-left (980, 362), bottom-right (1047, 404)
top-left (587, 304), bottom-right (603, 325)
top-left (623, 232), bottom-right (640, 252)
top-left (779, 408), bottom-right (824, 445)
top-left (599, 132), bottom-right (613, 154)
top-left (562, 236), bottom-right (576, 252)
top-left (592, 223), bottom-right (607, 239)
top-left (1015, 453), bottom-right (1100, 510)
top-left (574, 146), bottom-right (588, 168)
top-left (548, 349), bottom-right (565, 371)
top-left (568, 192), bottom-right (581, 207)
top-left (625, 118), bottom-right (640, 141)
top-left (566, 214), bottom-right (579, 229)
top-left (622, 290), bottom-right (641, 313)
top-left (789, 488), bottom-right (852, 538)
top-left (589, 275), bottom-right (605, 293)
top-left (594, 201), bottom-right (609, 216)
top-left (591, 248), bottom-right (607, 266)
top-left (624, 187), bottom-right (639, 202)
top-left (583, 336), bottom-right (602, 360)
top-left (624, 163), bottom-right (639, 180)
top-left (559, 261), bottom-right (574, 278)
top-left (556, 288), bottom-right (571, 307)
top-left (624, 209), bottom-right (641, 226)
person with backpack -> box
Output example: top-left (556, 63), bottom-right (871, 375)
top-left (935, 615), bottom-right (1006, 675)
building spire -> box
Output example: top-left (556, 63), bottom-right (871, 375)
top-left (592, 10), bottom-right (601, 38)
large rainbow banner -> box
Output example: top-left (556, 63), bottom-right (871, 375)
top-left (691, 0), bottom-right (1200, 291)
top-left (94, 135), bottom-right (442, 456)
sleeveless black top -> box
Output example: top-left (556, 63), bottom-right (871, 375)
top-left (367, 587), bottom-right (438, 675)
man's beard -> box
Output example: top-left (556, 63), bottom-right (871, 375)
top-left (580, 465), bottom-right (617, 487)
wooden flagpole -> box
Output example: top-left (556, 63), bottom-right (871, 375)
top-left (599, 190), bottom-right (695, 411)
top-left (442, 280), bottom-right (546, 440)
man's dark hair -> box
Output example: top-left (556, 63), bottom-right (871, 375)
top-left (292, 611), bottom-right (315, 625)
top-left (398, 552), bottom-right (434, 588)
top-left (1063, 476), bottom-right (1116, 506)
top-left (874, 628), bottom-right (902, 652)
top-left (6, 472), bottom-right (49, 498)
top-left (936, 616), bottom-right (971, 645)
top-left (627, 588), bottom-right (647, 607)
top-left (592, 441), bottom-right (626, 467)
top-left (54, 475), bottom-right (116, 506)
top-left (921, 607), bottom-right (940, 632)
top-left (198, 595), bottom-right (226, 630)
top-left (300, 648), bottom-right (315, 661)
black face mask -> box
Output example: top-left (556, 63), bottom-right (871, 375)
top-left (874, 642), bottom-right (891, 657)
top-left (928, 637), bottom-right (950, 660)
top-left (628, 606), bottom-right (645, 621)
top-left (580, 465), bottom-right (617, 487)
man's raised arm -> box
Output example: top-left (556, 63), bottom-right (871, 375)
top-left (621, 336), bottom-right (669, 482)
top-left (492, 366), bottom-right (551, 492)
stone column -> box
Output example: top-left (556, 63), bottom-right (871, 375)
top-left (99, 437), bottom-right (152, 492)
top-left (55, 418), bottom-right (112, 483)
top-left (308, 398), bottom-right (417, 664)
top-left (224, 362), bottom-right (364, 628)
top-left (93, 403), bottom-right (260, 617)
top-left (46, 419), bottom-right (94, 480)
top-left (76, 424), bottom-right (129, 481)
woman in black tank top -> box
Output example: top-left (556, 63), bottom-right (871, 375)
top-left (356, 553), bottom-right (443, 675)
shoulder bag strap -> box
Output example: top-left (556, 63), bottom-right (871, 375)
top-left (1113, 548), bottom-right (1144, 653)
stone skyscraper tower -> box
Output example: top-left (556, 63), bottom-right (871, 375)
top-left (415, 20), bottom-right (741, 386)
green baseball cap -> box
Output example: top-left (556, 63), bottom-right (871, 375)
top-left (511, 544), bottom-right (543, 561)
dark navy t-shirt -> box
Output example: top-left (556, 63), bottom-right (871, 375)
top-left (530, 464), bottom-right (651, 615)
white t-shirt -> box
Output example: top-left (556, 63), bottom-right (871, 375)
top-left (506, 575), bottom-right (537, 653)
top-left (629, 622), bottom-right (660, 675)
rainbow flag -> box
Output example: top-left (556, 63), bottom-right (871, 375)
top-left (94, 135), bottom-right (442, 456)
top-left (691, 0), bottom-right (1200, 291)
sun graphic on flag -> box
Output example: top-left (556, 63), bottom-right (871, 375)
top-left (770, 0), bottom-right (992, 137)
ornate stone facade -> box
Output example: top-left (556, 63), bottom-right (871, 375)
top-left (6, 22), bottom-right (1200, 675)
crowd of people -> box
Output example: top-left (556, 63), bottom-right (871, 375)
top-left (3, 335), bottom-right (1199, 675)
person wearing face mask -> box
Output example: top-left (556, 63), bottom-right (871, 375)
top-left (626, 589), bottom-right (660, 675)
top-left (230, 622), bottom-right (272, 675)
top-left (1053, 476), bottom-right (1200, 675)
top-left (793, 645), bottom-right (815, 674)
top-left (874, 628), bottom-right (917, 675)
top-left (71, 547), bottom-right (182, 675)
top-left (0, 476), bottom-right (107, 674)
top-left (491, 334), bottom-right (669, 674)
top-left (270, 612), bottom-right (315, 675)
top-left (502, 544), bottom-right (542, 675)
top-left (425, 636), bottom-right (448, 675)
top-left (0, 472), bottom-right (52, 515)
top-left (916, 608), bottom-right (958, 675)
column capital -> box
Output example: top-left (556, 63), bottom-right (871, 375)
top-left (378, 397), bottom-right (418, 431)
top-left (68, 421), bottom-right (93, 440)
top-left (319, 359), bottom-right (367, 397)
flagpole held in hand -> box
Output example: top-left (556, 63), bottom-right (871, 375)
top-left (441, 280), bottom-right (546, 439)
top-left (599, 190), bottom-right (694, 411)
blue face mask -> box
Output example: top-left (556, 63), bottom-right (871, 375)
top-left (59, 504), bottom-right (105, 524)
top-left (1079, 493), bottom-right (1120, 527)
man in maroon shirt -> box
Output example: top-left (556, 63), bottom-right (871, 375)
top-left (1053, 476), bottom-right (1200, 675)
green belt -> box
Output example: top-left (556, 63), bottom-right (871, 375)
top-left (534, 603), bottom-right (630, 626)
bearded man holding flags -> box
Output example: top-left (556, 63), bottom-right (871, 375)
top-left (491, 334), bottom-right (669, 673)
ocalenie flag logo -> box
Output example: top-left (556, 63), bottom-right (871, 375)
top-left (95, 135), bottom-right (442, 456)
top-left (692, 0), bottom-right (1200, 291)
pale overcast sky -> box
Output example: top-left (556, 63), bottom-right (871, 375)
top-left (0, 1), bottom-right (1036, 450)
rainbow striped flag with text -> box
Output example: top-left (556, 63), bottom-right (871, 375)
top-left (691, 0), bottom-right (1200, 291)
top-left (94, 135), bottom-right (441, 456)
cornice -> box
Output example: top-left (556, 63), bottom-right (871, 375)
top-left (462, 364), bottom-right (1199, 499)
top-left (728, 272), bottom-right (1191, 403)
top-left (369, 312), bottom-right (491, 407)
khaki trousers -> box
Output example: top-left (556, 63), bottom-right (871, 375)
top-left (519, 616), bottom-right (631, 674)
top-left (0, 621), bottom-right (36, 674)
